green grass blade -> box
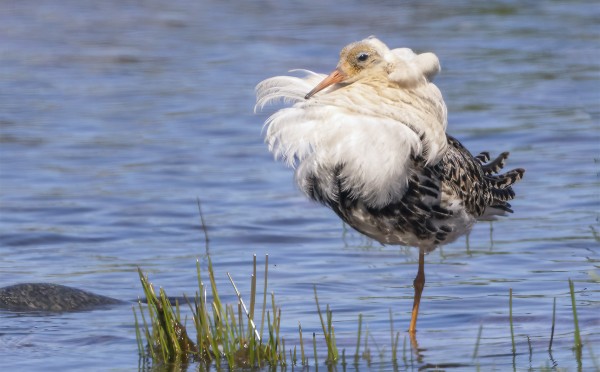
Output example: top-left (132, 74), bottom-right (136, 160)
top-left (314, 285), bottom-right (337, 362)
top-left (282, 337), bottom-right (287, 366)
top-left (549, 297), bottom-right (556, 352)
top-left (313, 332), bottom-right (318, 368)
top-left (196, 198), bottom-right (210, 255)
top-left (509, 288), bottom-right (516, 356)
top-left (354, 313), bottom-right (362, 365)
top-left (326, 304), bottom-right (338, 361)
top-left (568, 279), bottom-right (583, 351)
top-left (527, 335), bottom-right (533, 363)
top-left (275, 307), bottom-right (282, 359)
top-left (260, 254), bottom-right (269, 339)
top-left (363, 327), bottom-right (371, 364)
top-left (389, 309), bottom-right (399, 363)
top-left (299, 322), bottom-right (306, 365)
top-left (133, 306), bottom-right (144, 356)
top-left (472, 323), bottom-right (483, 360)
top-left (249, 255), bottom-right (257, 340)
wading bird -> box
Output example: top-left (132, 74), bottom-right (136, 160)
top-left (255, 37), bottom-right (524, 333)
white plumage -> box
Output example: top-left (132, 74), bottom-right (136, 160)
top-left (255, 36), bottom-right (524, 333)
top-left (256, 38), bottom-right (447, 208)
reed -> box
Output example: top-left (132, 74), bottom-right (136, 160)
top-left (472, 323), bottom-right (483, 359)
top-left (298, 322), bottom-right (306, 365)
top-left (389, 309), bottom-right (400, 364)
top-left (568, 279), bottom-right (582, 351)
top-left (527, 335), bottom-right (533, 364)
top-left (314, 285), bottom-right (338, 363)
top-left (509, 288), bottom-right (516, 355)
top-left (354, 313), bottom-right (362, 365)
top-left (548, 297), bottom-right (556, 351)
top-left (313, 332), bottom-right (318, 367)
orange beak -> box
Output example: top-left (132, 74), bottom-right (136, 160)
top-left (304, 69), bottom-right (347, 99)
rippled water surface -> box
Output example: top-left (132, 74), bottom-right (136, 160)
top-left (1, 0), bottom-right (598, 370)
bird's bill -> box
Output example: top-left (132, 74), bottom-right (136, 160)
top-left (304, 69), bottom-right (346, 99)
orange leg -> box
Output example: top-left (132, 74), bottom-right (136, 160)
top-left (408, 250), bottom-right (425, 334)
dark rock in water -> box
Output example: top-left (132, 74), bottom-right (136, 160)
top-left (0, 283), bottom-right (123, 312)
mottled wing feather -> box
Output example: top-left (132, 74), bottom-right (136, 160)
top-left (303, 134), bottom-right (524, 248)
top-left (442, 135), bottom-right (524, 217)
top-left (475, 151), bottom-right (490, 163)
top-left (481, 152), bottom-right (509, 175)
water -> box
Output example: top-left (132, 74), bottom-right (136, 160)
top-left (1, 0), bottom-right (598, 370)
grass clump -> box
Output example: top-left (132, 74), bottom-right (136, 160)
top-left (134, 255), bottom-right (596, 370)
top-left (314, 285), bottom-right (338, 364)
top-left (134, 255), bottom-right (287, 369)
top-left (135, 268), bottom-right (197, 365)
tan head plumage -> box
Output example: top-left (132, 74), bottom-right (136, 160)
top-left (305, 36), bottom-right (441, 99)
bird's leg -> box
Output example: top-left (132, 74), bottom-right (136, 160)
top-left (408, 250), bottom-right (426, 334)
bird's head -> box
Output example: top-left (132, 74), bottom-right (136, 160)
top-left (304, 37), bottom-right (441, 99)
top-left (304, 37), bottom-right (389, 99)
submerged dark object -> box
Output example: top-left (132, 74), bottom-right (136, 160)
top-left (0, 283), bottom-right (123, 312)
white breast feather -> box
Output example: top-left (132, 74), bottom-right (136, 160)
top-left (255, 47), bottom-right (448, 208)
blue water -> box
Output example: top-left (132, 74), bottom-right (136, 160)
top-left (1, 0), bottom-right (598, 370)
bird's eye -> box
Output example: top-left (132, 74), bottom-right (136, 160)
top-left (357, 52), bottom-right (369, 62)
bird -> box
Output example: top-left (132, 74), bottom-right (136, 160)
top-left (255, 36), bottom-right (524, 334)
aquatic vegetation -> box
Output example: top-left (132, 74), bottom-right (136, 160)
top-left (133, 254), bottom-right (388, 369)
top-left (134, 256), bottom-right (597, 370)
top-left (135, 255), bottom-right (281, 369)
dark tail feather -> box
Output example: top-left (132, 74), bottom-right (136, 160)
top-left (490, 185), bottom-right (516, 201)
top-left (489, 203), bottom-right (514, 213)
top-left (485, 168), bottom-right (525, 189)
top-left (482, 154), bottom-right (525, 218)
top-left (475, 151), bottom-right (490, 163)
top-left (481, 152), bottom-right (510, 175)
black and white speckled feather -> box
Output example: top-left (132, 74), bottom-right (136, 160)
top-left (301, 134), bottom-right (524, 251)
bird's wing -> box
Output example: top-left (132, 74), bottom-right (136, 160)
top-left (441, 135), bottom-right (525, 219)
